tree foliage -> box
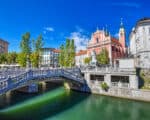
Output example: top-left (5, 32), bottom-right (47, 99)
top-left (18, 32), bottom-right (43, 68)
top-left (30, 34), bottom-right (43, 68)
top-left (84, 57), bottom-right (91, 65)
top-left (30, 52), bottom-right (40, 68)
top-left (70, 39), bottom-right (75, 66)
top-left (59, 39), bottom-right (75, 67)
top-left (18, 32), bottom-right (31, 67)
top-left (20, 32), bottom-right (31, 55)
top-left (17, 53), bottom-right (27, 67)
top-left (59, 44), bottom-right (65, 67)
top-left (0, 53), bottom-right (7, 64)
top-left (0, 33), bottom-right (43, 68)
top-left (101, 82), bottom-right (109, 91)
top-left (6, 52), bottom-right (18, 64)
top-left (35, 34), bottom-right (43, 53)
top-left (0, 52), bottom-right (17, 64)
top-left (96, 48), bottom-right (109, 65)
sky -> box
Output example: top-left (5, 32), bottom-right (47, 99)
top-left (0, 0), bottom-right (149, 52)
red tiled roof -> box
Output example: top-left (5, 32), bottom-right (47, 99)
top-left (53, 49), bottom-right (60, 53)
top-left (76, 50), bottom-right (87, 56)
top-left (111, 37), bottom-right (122, 46)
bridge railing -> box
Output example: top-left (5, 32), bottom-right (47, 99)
top-left (0, 69), bottom-right (26, 79)
top-left (0, 68), bottom-right (85, 94)
top-left (80, 66), bottom-right (136, 73)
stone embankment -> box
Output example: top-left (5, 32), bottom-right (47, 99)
top-left (74, 82), bottom-right (150, 102)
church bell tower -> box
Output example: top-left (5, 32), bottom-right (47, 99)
top-left (119, 18), bottom-right (126, 48)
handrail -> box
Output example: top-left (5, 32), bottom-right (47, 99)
top-left (0, 68), bottom-right (85, 94)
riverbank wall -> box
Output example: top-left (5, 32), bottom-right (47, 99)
top-left (72, 82), bottom-right (150, 102)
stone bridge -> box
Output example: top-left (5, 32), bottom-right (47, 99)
top-left (0, 68), bottom-right (87, 95)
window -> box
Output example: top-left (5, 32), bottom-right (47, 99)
top-left (112, 46), bottom-right (115, 51)
top-left (120, 32), bottom-right (123, 36)
top-left (96, 38), bottom-right (99, 43)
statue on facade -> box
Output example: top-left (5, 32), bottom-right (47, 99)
top-left (90, 50), bottom-right (97, 65)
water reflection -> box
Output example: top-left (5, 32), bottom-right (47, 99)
top-left (5, 91), bottom-right (11, 105)
top-left (40, 82), bottom-right (46, 91)
top-left (46, 94), bottom-right (150, 120)
top-left (0, 82), bottom-right (150, 120)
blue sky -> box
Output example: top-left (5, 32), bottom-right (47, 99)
top-left (0, 0), bottom-right (149, 52)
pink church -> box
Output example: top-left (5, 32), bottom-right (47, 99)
top-left (87, 22), bottom-right (126, 65)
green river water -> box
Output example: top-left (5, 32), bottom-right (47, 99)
top-left (0, 82), bottom-right (150, 120)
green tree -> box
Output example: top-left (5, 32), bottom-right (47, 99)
top-left (0, 53), bottom-right (7, 64)
top-left (64, 39), bottom-right (70, 67)
top-left (18, 32), bottom-right (31, 67)
top-left (59, 44), bottom-right (65, 67)
top-left (10, 52), bottom-right (17, 63)
top-left (84, 57), bottom-right (91, 65)
top-left (18, 33), bottom-right (43, 68)
top-left (35, 34), bottom-right (43, 53)
top-left (30, 34), bottom-right (43, 68)
top-left (69, 39), bottom-right (75, 67)
top-left (30, 52), bottom-right (39, 68)
top-left (96, 48), bottom-right (109, 64)
top-left (6, 53), bottom-right (11, 64)
top-left (59, 39), bottom-right (76, 67)
top-left (17, 53), bottom-right (27, 67)
top-left (6, 52), bottom-right (18, 64)
top-left (20, 32), bottom-right (31, 55)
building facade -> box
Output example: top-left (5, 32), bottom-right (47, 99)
top-left (130, 18), bottom-right (150, 68)
top-left (53, 49), bottom-right (60, 67)
top-left (75, 50), bottom-right (88, 66)
top-left (0, 39), bottom-right (9, 53)
top-left (40, 48), bottom-right (60, 67)
top-left (87, 22), bottom-right (126, 65)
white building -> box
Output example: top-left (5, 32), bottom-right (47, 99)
top-left (40, 48), bottom-right (60, 67)
top-left (130, 18), bottom-right (150, 68)
top-left (75, 50), bottom-right (88, 66)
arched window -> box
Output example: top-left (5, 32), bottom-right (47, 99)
top-left (96, 38), bottom-right (99, 43)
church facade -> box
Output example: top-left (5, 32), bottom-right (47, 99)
top-left (87, 22), bottom-right (126, 65)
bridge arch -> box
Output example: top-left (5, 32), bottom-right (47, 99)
top-left (0, 68), bottom-right (87, 95)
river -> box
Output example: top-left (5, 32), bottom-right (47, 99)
top-left (0, 82), bottom-right (150, 120)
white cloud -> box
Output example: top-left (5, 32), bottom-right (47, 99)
top-left (69, 29), bottom-right (89, 52)
top-left (112, 2), bottom-right (141, 8)
top-left (75, 26), bottom-right (85, 33)
top-left (43, 27), bottom-right (54, 34)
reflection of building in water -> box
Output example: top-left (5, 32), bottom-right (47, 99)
top-left (40, 82), bottom-right (46, 91)
top-left (87, 21), bottom-right (127, 65)
top-left (6, 91), bottom-right (11, 104)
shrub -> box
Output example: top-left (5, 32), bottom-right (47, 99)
top-left (101, 82), bottom-right (109, 91)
